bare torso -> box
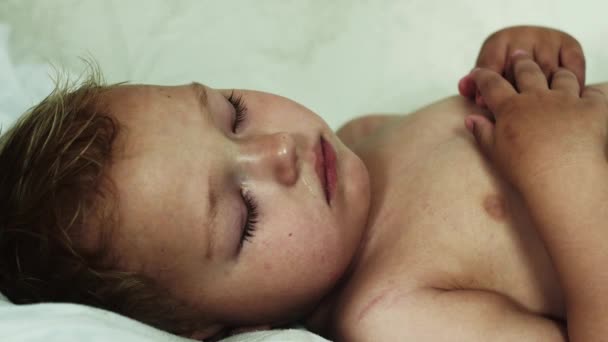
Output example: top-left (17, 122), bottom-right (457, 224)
top-left (323, 95), bottom-right (569, 338)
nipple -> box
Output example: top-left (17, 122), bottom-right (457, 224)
top-left (482, 193), bottom-right (509, 222)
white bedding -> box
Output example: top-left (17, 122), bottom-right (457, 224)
top-left (0, 296), bottom-right (325, 342)
top-left (0, 1), bottom-right (607, 341)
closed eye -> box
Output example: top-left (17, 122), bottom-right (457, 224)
top-left (228, 91), bottom-right (248, 132)
top-left (239, 189), bottom-right (258, 249)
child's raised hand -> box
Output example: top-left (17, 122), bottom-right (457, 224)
top-left (464, 51), bottom-right (607, 191)
top-left (459, 26), bottom-right (586, 107)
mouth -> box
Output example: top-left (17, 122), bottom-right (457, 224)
top-left (314, 135), bottom-right (337, 205)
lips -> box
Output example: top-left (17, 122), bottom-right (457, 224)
top-left (314, 135), bottom-right (337, 205)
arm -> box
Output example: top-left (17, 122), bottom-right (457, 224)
top-left (516, 79), bottom-right (608, 340)
top-left (341, 288), bottom-right (566, 341)
top-left (520, 149), bottom-right (608, 341)
top-left (466, 52), bottom-right (608, 341)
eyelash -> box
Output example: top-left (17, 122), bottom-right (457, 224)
top-left (240, 189), bottom-right (259, 245)
top-left (228, 91), bottom-right (248, 132)
top-left (227, 91), bottom-right (257, 247)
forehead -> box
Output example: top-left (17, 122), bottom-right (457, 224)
top-left (103, 84), bottom-right (214, 275)
top-left (104, 83), bottom-right (210, 155)
top-left (106, 84), bottom-right (200, 124)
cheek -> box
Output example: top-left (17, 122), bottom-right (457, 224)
top-left (225, 190), bottom-right (357, 321)
top-left (252, 184), bottom-right (344, 264)
top-left (254, 211), bottom-right (347, 283)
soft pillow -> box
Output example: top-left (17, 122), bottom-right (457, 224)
top-left (0, 293), bottom-right (328, 342)
top-left (0, 299), bottom-right (194, 342)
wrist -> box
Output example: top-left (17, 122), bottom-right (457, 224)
top-left (516, 157), bottom-right (608, 220)
top-left (514, 150), bottom-right (607, 196)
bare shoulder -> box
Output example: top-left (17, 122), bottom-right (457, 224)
top-left (335, 287), bottom-right (567, 342)
top-left (336, 114), bottom-right (400, 150)
top-left (336, 95), bottom-right (486, 150)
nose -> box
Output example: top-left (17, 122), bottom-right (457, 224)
top-left (237, 132), bottom-right (299, 186)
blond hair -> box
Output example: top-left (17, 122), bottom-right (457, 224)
top-left (0, 67), bottom-right (205, 336)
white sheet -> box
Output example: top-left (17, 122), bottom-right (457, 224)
top-left (0, 298), bottom-right (328, 342)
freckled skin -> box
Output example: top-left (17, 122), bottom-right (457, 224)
top-left (483, 193), bottom-right (509, 221)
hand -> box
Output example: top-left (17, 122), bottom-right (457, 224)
top-left (464, 51), bottom-right (608, 191)
top-left (459, 26), bottom-right (586, 107)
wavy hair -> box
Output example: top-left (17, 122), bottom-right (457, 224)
top-left (0, 65), bottom-right (204, 336)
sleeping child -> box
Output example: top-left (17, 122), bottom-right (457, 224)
top-left (1, 25), bottom-right (606, 341)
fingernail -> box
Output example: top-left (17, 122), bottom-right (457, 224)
top-left (511, 49), bottom-right (529, 57)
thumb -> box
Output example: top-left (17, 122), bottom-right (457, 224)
top-left (465, 114), bottom-right (495, 158)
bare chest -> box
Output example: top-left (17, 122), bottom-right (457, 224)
top-left (348, 96), bottom-right (564, 319)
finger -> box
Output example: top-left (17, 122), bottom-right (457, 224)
top-left (458, 73), bottom-right (476, 99)
top-left (476, 34), bottom-right (509, 75)
top-left (560, 36), bottom-right (586, 89)
top-left (505, 45), bottom-right (534, 84)
top-left (533, 44), bottom-right (559, 81)
top-left (550, 68), bottom-right (580, 95)
top-left (471, 68), bottom-right (516, 112)
top-left (476, 90), bottom-right (486, 108)
top-left (511, 51), bottom-right (548, 92)
top-left (465, 114), bottom-right (495, 159)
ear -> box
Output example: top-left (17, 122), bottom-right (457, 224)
top-left (187, 323), bottom-right (225, 341)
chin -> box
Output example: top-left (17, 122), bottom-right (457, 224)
top-left (343, 150), bottom-right (371, 228)
top-left (339, 151), bottom-right (371, 265)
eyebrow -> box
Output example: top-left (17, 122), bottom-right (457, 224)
top-left (190, 82), bottom-right (219, 259)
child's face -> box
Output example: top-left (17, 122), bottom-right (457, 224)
top-left (105, 83), bottom-right (370, 327)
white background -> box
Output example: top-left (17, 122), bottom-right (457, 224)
top-left (1, 0), bottom-right (607, 129)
